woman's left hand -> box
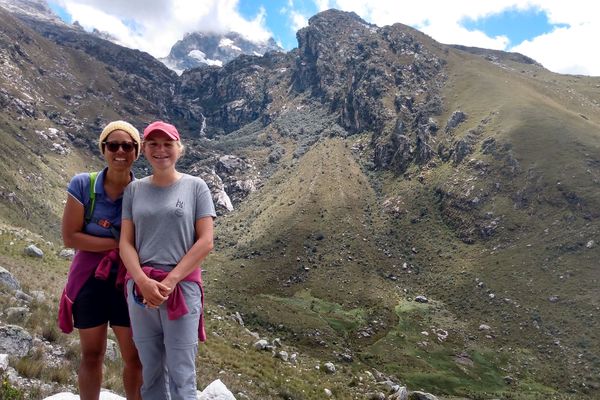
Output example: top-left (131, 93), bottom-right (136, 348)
top-left (159, 277), bottom-right (176, 297)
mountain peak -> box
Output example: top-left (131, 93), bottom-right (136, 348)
top-left (0, 0), bottom-right (64, 25)
top-left (298, 9), bottom-right (376, 42)
top-left (160, 31), bottom-right (282, 74)
top-left (308, 9), bottom-right (370, 27)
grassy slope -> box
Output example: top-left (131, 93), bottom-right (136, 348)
top-left (0, 10), bottom-right (158, 241)
top-left (204, 50), bottom-right (600, 398)
top-left (210, 137), bottom-right (395, 318)
top-left (408, 49), bottom-right (600, 394)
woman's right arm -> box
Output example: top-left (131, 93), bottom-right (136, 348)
top-left (61, 195), bottom-right (118, 251)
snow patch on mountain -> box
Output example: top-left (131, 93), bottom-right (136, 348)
top-left (188, 50), bottom-right (223, 67)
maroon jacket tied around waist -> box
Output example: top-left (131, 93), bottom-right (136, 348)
top-left (58, 249), bottom-right (125, 334)
top-left (126, 266), bottom-right (206, 342)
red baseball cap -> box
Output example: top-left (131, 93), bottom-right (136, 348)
top-left (143, 121), bottom-right (180, 140)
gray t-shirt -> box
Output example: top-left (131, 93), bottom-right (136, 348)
top-left (122, 174), bottom-right (216, 266)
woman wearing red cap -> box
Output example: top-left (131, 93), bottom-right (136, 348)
top-left (120, 121), bottom-right (216, 399)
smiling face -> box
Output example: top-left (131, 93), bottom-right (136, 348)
top-left (142, 131), bottom-right (183, 171)
top-left (102, 129), bottom-right (137, 172)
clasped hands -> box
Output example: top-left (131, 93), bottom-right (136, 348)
top-left (136, 277), bottom-right (175, 309)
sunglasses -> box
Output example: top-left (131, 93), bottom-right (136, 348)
top-left (103, 141), bottom-right (136, 153)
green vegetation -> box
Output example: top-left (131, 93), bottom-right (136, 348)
top-left (261, 290), bottom-right (367, 335)
top-left (1, 374), bottom-right (24, 400)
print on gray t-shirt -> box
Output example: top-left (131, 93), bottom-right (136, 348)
top-left (122, 174), bottom-right (216, 266)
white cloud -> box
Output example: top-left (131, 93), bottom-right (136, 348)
top-left (51, 0), bottom-right (273, 58)
top-left (279, 0), bottom-right (310, 39)
top-left (316, 0), bottom-right (600, 75)
top-left (314, 0), bottom-right (331, 12)
top-left (509, 2), bottom-right (600, 74)
top-left (48, 0), bottom-right (600, 75)
top-left (512, 23), bottom-right (599, 75)
top-left (289, 10), bottom-right (309, 33)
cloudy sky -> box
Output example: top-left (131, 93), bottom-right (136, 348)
top-left (48, 0), bottom-right (600, 76)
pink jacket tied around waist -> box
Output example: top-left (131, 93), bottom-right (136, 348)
top-left (58, 249), bottom-right (126, 334)
top-left (126, 266), bottom-right (206, 342)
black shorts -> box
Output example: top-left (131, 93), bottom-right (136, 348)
top-left (73, 273), bottom-right (130, 329)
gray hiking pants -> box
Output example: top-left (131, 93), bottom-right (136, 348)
top-left (126, 279), bottom-right (201, 400)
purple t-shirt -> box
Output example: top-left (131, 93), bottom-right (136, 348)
top-left (67, 167), bottom-right (133, 238)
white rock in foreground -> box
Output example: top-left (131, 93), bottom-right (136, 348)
top-left (44, 391), bottom-right (124, 400)
top-left (42, 379), bottom-right (235, 400)
top-left (198, 379), bottom-right (236, 400)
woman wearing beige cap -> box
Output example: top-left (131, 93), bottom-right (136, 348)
top-left (59, 120), bottom-right (142, 399)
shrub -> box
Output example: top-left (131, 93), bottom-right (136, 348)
top-left (1, 374), bottom-right (24, 400)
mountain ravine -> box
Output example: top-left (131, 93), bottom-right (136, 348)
top-left (1, 4), bottom-right (600, 399)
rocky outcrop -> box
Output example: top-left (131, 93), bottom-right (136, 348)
top-left (214, 155), bottom-right (260, 204)
top-left (172, 51), bottom-right (291, 136)
top-left (292, 10), bottom-right (446, 173)
top-left (0, 266), bottom-right (21, 290)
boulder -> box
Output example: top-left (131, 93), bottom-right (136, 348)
top-left (6, 307), bottom-right (29, 322)
top-left (323, 362), bottom-right (336, 374)
top-left (58, 248), bottom-right (75, 259)
top-left (198, 379), bottom-right (236, 400)
top-left (105, 339), bottom-right (119, 361)
top-left (15, 290), bottom-right (33, 302)
top-left (0, 325), bottom-right (33, 357)
top-left (0, 266), bottom-right (20, 290)
top-left (253, 339), bottom-right (269, 350)
top-left (24, 244), bottom-right (43, 258)
top-left (276, 351), bottom-right (289, 362)
top-left (445, 111), bottom-right (467, 132)
top-left (389, 386), bottom-right (409, 400)
top-left (409, 391), bottom-right (439, 400)
top-left (0, 353), bottom-right (8, 371)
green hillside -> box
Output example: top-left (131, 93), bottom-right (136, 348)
top-left (1, 6), bottom-right (599, 399)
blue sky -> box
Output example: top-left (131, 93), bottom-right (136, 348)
top-left (47, 1), bottom-right (600, 76)
top-left (236, 1), bottom-right (302, 49)
top-left (461, 9), bottom-right (567, 46)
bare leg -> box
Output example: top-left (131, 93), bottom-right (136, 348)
top-left (78, 325), bottom-right (108, 400)
top-left (113, 326), bottom-right (142, 400)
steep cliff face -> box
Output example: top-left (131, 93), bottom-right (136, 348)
top-left (292, 10), bottom-right (447, 172)
top-left (172, 51), bottom-right (292, 136)
top-left (172, 10), bottom-right (451, 172)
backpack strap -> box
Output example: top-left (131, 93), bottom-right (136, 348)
top-left (84, 172), bottom-right (98, 225)
top-left (83, 171), bottom-right (121, 240)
